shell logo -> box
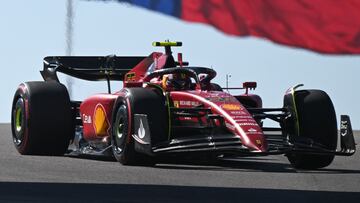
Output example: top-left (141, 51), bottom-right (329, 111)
top-left (93, 104), bottom-right (110, 137)
top-left (221, 104), bottom-right (242, 111)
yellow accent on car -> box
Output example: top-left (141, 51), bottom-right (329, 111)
top-left (94, 105), bottom-right (109, 137)
top-left (152, 41), bottom-right (182, 47)
top-left (125, 72), bottom-right (136, 81)
top-left (290, 84), bottom-right (304, 136)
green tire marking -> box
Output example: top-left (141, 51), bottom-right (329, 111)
top-left (290, 84), bottom-right (303, 136)
top-left (15, 107), bottom-right (22, 132)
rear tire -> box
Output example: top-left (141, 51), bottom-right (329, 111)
top-left (111, 88), bottom-right (167, 166)
top-left (286, 90), bottom-right (337, 169)
top-left (11, 82), bottom-right (74, 155)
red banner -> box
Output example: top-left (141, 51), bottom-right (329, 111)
top-left (181, 0), bottom-right (360, 54)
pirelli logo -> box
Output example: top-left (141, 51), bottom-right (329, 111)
top-left (238, 122), bottom-right (258, 126)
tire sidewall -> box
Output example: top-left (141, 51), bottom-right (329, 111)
top-left (11, 84), bottom-right (31, 154)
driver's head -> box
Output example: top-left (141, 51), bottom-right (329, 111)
top-left (162, 73), bottom-right (191, 90)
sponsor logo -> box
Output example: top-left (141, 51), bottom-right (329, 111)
top-left (179, 100), bottom-right (201, 106)
top-left (230, 111), bottom-right (247, 115)
top-left (138, 119), bottom-right (146, 139)
top-left (238, 122), bottom-right (259, 126)
top-left (248, 128), bottom-right (257, 132)
top-left (206, 95), bottom-right (237, 103)
top-left (235, 119), bottom-right (254, 122)
top-left (245, 127), bottom-right (262, 135)
top-left (256, 139), bottom-right (262, 145)
top-left (341, 120), bottom-right (348, 137)
top-left (173, 100), bottom-right (180, 108)
top-left (93, 104), bottom-right (110, 137)
top-left (207, 93), bottom-right (223, 98)
top-left (221, 104), bottom-right (242, 111)
top-left (235, 115), bottom-right (253, 119)
top-left (83, 114), bottom-right (92, 124)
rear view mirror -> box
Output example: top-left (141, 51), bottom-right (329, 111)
top-left (243, 82), bottom-right (257, 94)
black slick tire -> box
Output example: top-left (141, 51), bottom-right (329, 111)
top-left (286, 90), bottom-right (337, 169)
top-left (11, 81), bottom-right (74, 155)
top-left (111, 88), bottom-right (167, 166)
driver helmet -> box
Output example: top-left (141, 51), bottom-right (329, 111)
top-left (162, 73), bottom-right (191, 90)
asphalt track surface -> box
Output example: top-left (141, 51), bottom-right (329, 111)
top-left (0, 124), bottom-right (359, 202)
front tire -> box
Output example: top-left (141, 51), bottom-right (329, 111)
top-left (286, 90), bottom-right (337, 169)
top-left (111, 88), bottom-right (167, 166)
top-left (111, 104), bottom-right (138, 165)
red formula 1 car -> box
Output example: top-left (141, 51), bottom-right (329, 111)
top-left (11, 41), bottom-right (356, 168)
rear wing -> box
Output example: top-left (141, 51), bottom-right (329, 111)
top-left (41, 55), bottom-right (146, 82)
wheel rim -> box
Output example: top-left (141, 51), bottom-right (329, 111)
top-left (113, 108), bottom-right (126, 155)
top-left (117, 121), bottom-right (124, 139)
top-left (12, 98), bottom-right (25, 145)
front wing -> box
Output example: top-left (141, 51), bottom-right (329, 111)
top-left (133, 114), bottom-right (356, 157)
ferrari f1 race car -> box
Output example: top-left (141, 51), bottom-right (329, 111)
top-left (11, 41), bottom-right (356, 169)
